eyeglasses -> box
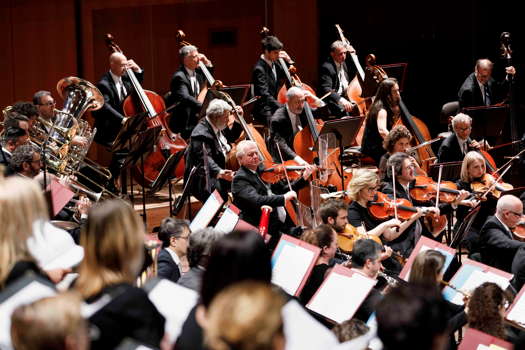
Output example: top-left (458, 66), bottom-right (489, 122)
top-left (39, 101), bottom-right (55, 106)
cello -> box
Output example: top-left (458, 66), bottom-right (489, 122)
top-left (105, 34), bottom-right (187, 189)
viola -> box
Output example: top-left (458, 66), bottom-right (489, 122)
top-left (367, 191), bottom-right (419, 221)
top-left (513, 215), bottom-right (525, 242)
top-left (337, 223), bottom-right (382, 253)
top-left (409, 175), bottom-right (463, 203)
top-left (470, 173), bottom-right (513, 199)
top-left (260, 160), bottom-right (306, 184)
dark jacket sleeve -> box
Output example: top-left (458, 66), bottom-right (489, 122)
top-left (96, 81), bottom-right (126, 123)
top-left (190, 136), bottom-right (223, 178)
top-left (318, 62), bottom-right (341, 105)
top-left (232, 175), bottom-right (286, 211)
top-left (170, 72), bottom-right (202, 110)
top-left (483, 224), bottom-right (525, 251)
top-left (252, 65), bottom-right (281, 111)
top-left (437, 138), bottom-right (453, 163)
top-left (156, 250), bottom-right (181, 283)
top-left (269, 109), bottom-right (297, 161)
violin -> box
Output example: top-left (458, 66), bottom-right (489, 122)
top-left (409, 175), bottom-right (463, 203)
top-left (337, 223), bottom-right (382, 253)
top-left (470, 173), bottom-right (513, 199)
top-left (368, 191), bottom-right (420, 221)
top-left (512, 215), bottom-right (525, 241)
top-left (259, 160), bottom-right (305, 184)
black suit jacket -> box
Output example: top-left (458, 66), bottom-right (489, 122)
top-left (318, 57), bottom-right (354, 117)
top-left (268, 106), bottom-right (308, 161)
top-left (231, 164), bottom-right (307, 233)
top-left (480, 215), bottom-right (525, 272)
top-left (92, 70), bottom-right (144, 146)
top-left (437, 133), bottom-right (472, 163)
top-left (251, 57), bottom-right (288, 124)
top-left (458, 72), bottom-right (508, 108)
top-left (0, 148), bottom-right (13, 177)
top-left (169, 65), bottom-right (211, 139)
top-left (512, 246), bottom-right (525, 292)
top-left (156, 248), bottom-right (181, 283)
top-left (184, 118), bottom-right (242, 202)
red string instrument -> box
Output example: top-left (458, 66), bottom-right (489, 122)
top-left (105, 34), bottom-right (187, 188)
top-left (409, 175), bottom-right (463, 203)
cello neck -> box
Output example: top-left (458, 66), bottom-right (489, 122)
top-left (303, 102), bottom-right (320, 143)
top-left (198, 61), bottom-right (216, 86)
top-left (398, 98), bottom-right (436, 158)
top-left (278, 58), bottom-right (294, 86)
top-left (334, 24), bottom-right (365, 81)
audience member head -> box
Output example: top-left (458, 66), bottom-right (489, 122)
top-left (496, 194), bottom-right (523, 230)
top-left (157, 217), bottom-right (191, 256)
top-left (351, 239), bottom-right (382, 279)
top-left (300, 224), bottom-right (337, 262)
top-left (376, 284), bottom-right (449, 350)
top-left (11, 292), bottom-right (88, 350)
top-left (459, 151), bottom-right (485, 183)
top-left (200, 230), bottom-right (271, 308)
top-left (347, 168), bottom-right (380, 202)
top-left (76, 199), bottom-right (145, 298)
top-left (187, 228), bottom-right (221, 268)
top-left (383, 125), bottom-right (412, 153)
top-left (236, 140), bottom-right (261, 171)
top-left (332, 318), bottom-right (370, 343)
top-left (467, 282), bottom-right (509, 339)
top-left (318, 199), bottom-right (348, 233)
top-left (10, 144), bottom-right (41, 177)
top-left (205, 281), bottom-right (285, 350)
top-left (32, 91), bottom-right (55, 120)
top-left (0, 177), bottom-right (48, 286)
top-left (206, 99), bottom-right (232, 131)
top-left (408, 249), bottom-right (446, 287)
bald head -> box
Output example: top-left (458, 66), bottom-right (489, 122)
top-left (496, 194), bottom-right (523, 229)
top-left (109, 52), bottom-right (128, 77)
top-left (475, 59), bottom-right (493, 85)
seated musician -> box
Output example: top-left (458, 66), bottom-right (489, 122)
top-left (9, 101), bottom-right (39, 129)
top-left (458, 58), bottom-right (516, 109)
top-left (251, 34), bottom-right (293, 126)
top-left (382, 153), bottom-right (468, 248)
top-left (1, 126), bottom-right (28, 176)
top-left (10, 143), bottom-right (42, 179)
top-left (268, 86), bottom-right (313, 166)
top-left (479, 194), bottom-right (525, 272)
top-left (318, 40), bottom-right (358, 117)
top-left (184, 99), bottom-right (242, 202)
top-left (437, 113), bottom-right (485, 163)
top-left (298, 224), bottom-right (338, 305)
top-left (169, 44), bottom-right (213, 139)
top-left (361, 78), bottom-right (400, 164)
top-left (231, 140), bottom-right (313, 244)
top-left (156, 217), bottom-right (191, 283)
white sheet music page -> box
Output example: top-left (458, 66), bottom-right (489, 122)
top-left (214, 206), bottom-right (239, 234)
top-left (307, 269), bottom-right (376, 323)
top-left (271, 244), bottom-right (315, 296)
top-left (451, 269), bottom-right (511, 305)
top-left (506, 290), bottom-right (525, 327)
top-left (189, 191), bottom-right (223, 232)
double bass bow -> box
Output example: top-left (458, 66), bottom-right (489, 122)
top-left (104, 34), bottom-right (187, 189)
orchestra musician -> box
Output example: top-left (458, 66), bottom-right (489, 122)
top-left (251, 34), bottom-right (292, 126)
top-left (8, 101), bottom-right (38, 129)
top-left (10, 143), bottom-right (42, 179)
top-left (437, 113), bottom-right (484, 163)
top-left (458, 58), bottom-right (516, 108)
top-left (184, 99), bottom-right (242, 202)
top-left (33, 91), bottom-right (57, 132)
top-left (1, 126), bottom-right (28, 177)
top-left (231, 140), bottom-right (312, 243)
top-left (169, 44), bottom-right (213, 139)
top-left (361, 78), bottom-right (400, 164)
top-left (318, 40), bottom-right (357, 117)
top-left (479, 194), bottom-right (525, 272)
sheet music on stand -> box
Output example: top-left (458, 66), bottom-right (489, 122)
top-left (457, 327), bottom-right (512, 350)
top-left (214, 204), bottom-right (240, 234)
top-left (189, 190), bottom-right (224, 232)
top-left (428, 161), bottom-right (463, 182)
top-left (199, 84), bottom-right (251, 119)
top-left (271, 235), bottom-right (321, 296)
top-left (306, 265), bottom-right (376, 324)
top-left (505, 284), bottom-right (525, 331)
top-left (399, 236), bottom-right (456, 281)
top-left (442, 259), bottom-right (513, 306)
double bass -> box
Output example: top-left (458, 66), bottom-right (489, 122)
top-left (105, 34), bottom-right (187, 189)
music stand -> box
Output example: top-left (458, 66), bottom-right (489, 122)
top-left (428, 161), bottom-right (463, 182)
top-left (148, 150), bottom-right (185, 194)
top-left (199, 84), bottom-right (251, 119)
top-left (462, 105), bottom-right (509, 144)
top-left (172, 166), bottom-right (197, 220)
top-left (450, 205), bottom-right (480, 250)
top-left (112, 111), bottom-right (149, 153)
top-left (314, 116), bottom-right (364, 189)
top-left (380, 63), bottom-right (408, 92)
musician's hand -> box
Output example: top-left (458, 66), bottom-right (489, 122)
top-left (469, 140), bottom-right (481, 150)
top-left (380, 246), bottom-right (393, 261)
top-left (45, 268), bottom-right (72, 284)
top-left (126, 59), bottom-right (141, 72)
top-left (425, 207), bottom-right (440, 216)
top-left (345, 44), bottom-right (356, 54)
top-left (453, 190), bottom-right (471, 205)
top-left (58, 175), bottom-right (72, 187)
top-left (76, 196), bottom-right (92, 216)
top-left (121, 117), bottom-right (129, 125)
top-left (279, 50), bottom-right (292, 64)
top-left (460, 199), bottom-right (479, 208)
top-left (71, 136), bottom-right (88, 148)
top-left (234, 105), bottom-right (244, 118)
top-left (284, 191), bottom-right (297, 201)
top-left (383, 218), bottom-right (401, 230)
top-left (506, 66), bottom-right (516, 76)
top-left (340, 98), bottom-right (355, 113)
top-left (218, 169), bottom-right (234, 181)
top-left (302, 164), bottom-right (315, 180)
top-left (198, 54), bottom-right (212, 67)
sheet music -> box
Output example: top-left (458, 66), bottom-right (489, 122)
top-left (307, 270), bottom-right (376, 323)
top-left (271, 244), bottom-right (316, 295)
top-left (451, 269), bottom-right (510, 305)
top-left (147, 279), bottom-right (198, 342)
top-left (506, 290), bottom-right (525, 326)
top-left (214, 206), bottom-right (239, 234)
top-left (189, 191), bottom-right (223, 232)
top-left (403, 243), bottom-right (454, 281)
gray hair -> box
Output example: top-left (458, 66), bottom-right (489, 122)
top-left (330, 40), bottom-right (345, 52)
top-left (32, 90), bottom-right (51, 105)
top-left (286, 86), bottom-right (304, 100)
top-left (386, 152), bottom-right (410, 178)
top-left (206, 99), bottom-right (232, 121)
top-left (10, 144), bottom-right (37, 172)
top-left (179, 45), bottom-right (198, 59)
top-left (187, 228), bottom-right (221, 267)
top-left (451, 113), bottom-right (472, 129)
top-left (235, 140), bottom-right (257, 160)
top-left (496, 195), bottom-right (522, 215)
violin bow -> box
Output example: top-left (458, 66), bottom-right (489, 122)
top-left (391, 165), bottom-right (398, 221)
top-left (275, 143), bottom-right (304, 227)
top-left (435, 165), bottom-right (443, 209)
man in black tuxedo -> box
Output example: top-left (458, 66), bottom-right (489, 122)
top-left (437, 113), bottom-right (484, 163)
top-left (169, 45), bottom-right (213, 139)
top-left (251, 35), bottom-right (293, 126)
top-left (1, 126), bottom-right (28, 177)
top-left (318, 40), bottom-right (358, 118)
top-left (458, 58), bottom-right (515, 108)
top-left (231, 140), bottom-right (312, 244)
top-left (480, 194), bottom-right (525, 272)
top-left (184, 99), bottom-right (242, 203)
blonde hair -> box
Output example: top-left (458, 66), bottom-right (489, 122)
top-left (75, 200), bottom-right (145, 298)
top-left (460, 151), bottom-right (485, 183)
top-left (11, 292), bottom-right (87, 350)
top-left (0, 177), bottom-right (48, 286)
top-left (205, 281), bottom-right (285, 350)
top-left (347, 169), bottom-right (379, 201)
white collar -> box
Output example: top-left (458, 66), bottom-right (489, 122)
top-left (1, 146), bottom-right (12, 156)
top-left (456, 134), bottom-right (467, 144)
top-left (185, 66), bottom-right (196, 77)
top-left (286, 104), bottom-right (297, 119)
top-left (109, 71), bottom-right (124, 85)
top-left (261, 54), bottom-right (274, 68)
top-left (495, 214), bottom-right (512, 234)
top-left (165, 247), bottom-right (181, 266)
top-left (206, 116), bottom-right (220, 135)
